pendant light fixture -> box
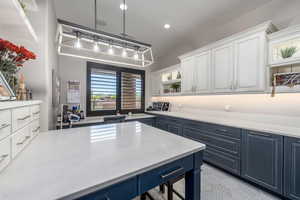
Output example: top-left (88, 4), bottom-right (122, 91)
top-left (57, 0), bottom-right (154, 67)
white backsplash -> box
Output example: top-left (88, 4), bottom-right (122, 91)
top-left (152, 93), bottom-right (300, 128)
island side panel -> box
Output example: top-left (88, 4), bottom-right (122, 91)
top-left (185, 151), bottom-right (203, 200)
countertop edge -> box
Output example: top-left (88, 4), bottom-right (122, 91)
top-left (147, 111), bottom-right (300, 139)
top-left (60, 145), bottom-right (205, 200)
top-left (0, 100), bottom-right (42, 110)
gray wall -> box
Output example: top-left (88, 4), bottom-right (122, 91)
top-left (58, 56), bottom-right (152, 116)
top-left (152, 0), bottom-right (300, 71)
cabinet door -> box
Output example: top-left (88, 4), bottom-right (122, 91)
top-left (181, 57), bottom-right (195, 93)
top-left (284, 137), bottom-right (300, 200)
top-left (194, 51), bottom-right (211, 93)
top-left (242, 130), bottom-right (283, 194)
top-left (151, 72), bottom-right (161, 96)
top-left (234, 33), bottom-right (266, 92)
top-left (212, 43), bottom-right (234, 93)
top-left (168, 122), bottom-right (182, 136)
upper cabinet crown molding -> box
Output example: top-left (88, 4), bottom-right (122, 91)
top-left (179, 21), bottom-right (277, 60)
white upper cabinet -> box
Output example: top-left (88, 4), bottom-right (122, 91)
top-left (212, 43), bottom-right (234, 93)
top-left (234, 33), bottom-right (266, 92)
top-left (175, 21), bottom-right (276, 96)
top-left (181, 57), bottom-right (195, 93)
top-left (194, 51), bottom-right (211, 93)
top-left (268, 25), bottom-right (300, 67)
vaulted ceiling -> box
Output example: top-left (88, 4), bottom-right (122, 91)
top-left (54, 0), bottom-right (273, 67)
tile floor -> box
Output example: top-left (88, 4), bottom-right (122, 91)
top-left (134, 164), bottom-right (282, 200)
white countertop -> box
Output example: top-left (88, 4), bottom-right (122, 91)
top-left (58, 113), bottom-right (155, 127)
top-left (0, 121), bottom-right (205, 200)
top-left (148, 111), bottom-right (300, 138)
top-left (0, 100), bottom-right (42, 110)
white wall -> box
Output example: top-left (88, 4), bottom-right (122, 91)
top-left (0, 0), bottom-right (58, 130)
top-left (58, 55), bottom-right (151, 116)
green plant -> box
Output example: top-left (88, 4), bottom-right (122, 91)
top-left (281, 46), bottom-right (297, 59)
top-left (170, 82), bottom-right (180, 92)
top-left (18, 0), bottom-right (26, 11)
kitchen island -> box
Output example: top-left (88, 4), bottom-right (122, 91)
top-left (0, 121), bottom-right (205, 200)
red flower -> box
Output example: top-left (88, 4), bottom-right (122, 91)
top-left (0, 38), bottom-right (36, 70)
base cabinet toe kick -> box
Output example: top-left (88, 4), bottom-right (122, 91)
top-left (75, 152), bottom-right (204, 200)
top-left (150, 113), bottom-right (300, 200)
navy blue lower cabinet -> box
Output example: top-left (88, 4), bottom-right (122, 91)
top-left (284, 137), bottom-right (300, 200)
top-left (75, 177), bottom-right (138, 200)
top-left (139, 155), bottom-right (194, 193)
top-left (167, 122), bottom-right (183, 136)
top-left (134, 118), bottom-right (155, 126)
top-left (241, 130), bottom-right (283, 194)
top-left (155, 116), bottom-right (183, 136)
top-left (204, 146), bottom-right (241, 175)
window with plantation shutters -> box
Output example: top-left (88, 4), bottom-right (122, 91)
top-left (121, 72), bottom-right (142, 110)
top-left (87, 62), bottom-right (145, 116)
top-left (90, 68), bottom-right (117, 111)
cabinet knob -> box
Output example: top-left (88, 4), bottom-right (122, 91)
top-left (0, 123), bottom-right (10, 130)
top-left (18, 115), bottom-right (30, 121)
top-left (160, 167), bottom-right (184, 179)
top-left (0, 154), bottom-right (8, 164)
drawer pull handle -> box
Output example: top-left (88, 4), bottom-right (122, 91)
top-left (0, 123), bottom-right (10, 130)
top-left (249, 131), bottom-right (270, 137)
top-left (17, 136), bottom-right (30, 145)
top-left (217, 129), bottom-right (228, 132)
top-left (161, 167), bottom-right (184, 179)
top-left (18, 115), bottom-right (30, 121)
top-left (33, 111), bottom-right (40, 115)
top-left (33, 127), bottom-right (40, 133)
top-left (0, 154), bottom-right (8, 163)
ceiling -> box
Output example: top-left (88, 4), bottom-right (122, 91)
top-left (53, 0), bottom-right (273, 66)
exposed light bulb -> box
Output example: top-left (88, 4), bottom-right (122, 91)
top-left (74, 38), bottom-right (81, 49)
top-left (133, 51), bottom-right (139, 60)
top-left (164, 24), bottom-right (171, 29)
top-left (120, 3), bottom-right (128, 10)
top-left (93, 42), bottom-right (99, 52)
top-left (122, 48), bottom-right (127, 57)
top-left (108, 45), bottom-right (114, 55)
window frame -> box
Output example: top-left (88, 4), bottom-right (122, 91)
top-left (86, 62), bottom-right (145, 117)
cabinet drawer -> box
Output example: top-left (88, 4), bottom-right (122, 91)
top-left (183, 127), bottom-right (240, 157)
top-left (156, 120), bottom-right (169, 131)
top-left (140, 155), bottom-right (193, 193)
top-left (168, 123), bottom-right (183, 136)
top-left (12, 107), bottom-right (31, 132)
top-left (0, 110), bottom-right (11, 141)
top-left (31, 120), bottom-right (40, 138)
top-left (11, 125), bottom-right (31, 158)
top-left (208, 124), bottom-right (241, 139)
top-left (31, 105), bottom-right (40, 120)
top-left (0, 137), bottom-right (11, 172)
top-left (76, 177), bottom-right (137, 200)
top-left (204, 147), bottom-right (241, 176)
top-left (137, 118), bottom-right (154, 126)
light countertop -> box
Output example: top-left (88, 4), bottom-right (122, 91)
top-left (58, 113), bottom-right (155, 127)
top-left (148, 111), bottom-right (300, 139)
top-left (0, 100), bottom-right (42, 110)
top-left (0, 121), bottom-right (205, 200)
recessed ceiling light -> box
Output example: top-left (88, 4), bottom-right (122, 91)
top-left (120, 3), bottom-right (128, 10)
top-left (164, 24), bottom-right (171, 29)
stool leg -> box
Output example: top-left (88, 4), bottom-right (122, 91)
top-left (140, 193), bottom-right (147, 200)
top-left (159, 184), bottom-right (165, 193)
top-left (167, 183), bottom-right (173, 200)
